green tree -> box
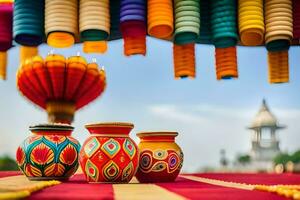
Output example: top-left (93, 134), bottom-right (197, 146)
top-left (273, 153), bottom-right (291, 165)
top-left (237, 154), bottom-right (251, 165)
top-left (290, 150), bottom-right (300, 163)
top-left (0, 156), bottom-right (19, 171)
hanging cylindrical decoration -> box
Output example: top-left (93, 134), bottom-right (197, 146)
top-left (211, 0), bottom-right (238, 80)
top-left (109, 0), bottom-right (122, 40)
top-left (20, 46), bottom-right (38, 64)
top-left (215, 46), bottom-right (238, 80)
top-left (83, 41), bottom-right (108, 54)
top-left (13, 0), bottom-right (44, 46)
top-left (0, 1), bottom-right (12, 80)
top-left (0, 52), bottom-right (7, 80)
top-left (147, 0), bottom-right (174, 39)
top-left (17, 54), bottom-right (106, 124)
top-left (79, 0), bottom-right (110, 54)
top-left (292, 0), bottom-right (300, 43)
top-left (0, 2), bottom-right (12, 51)
top-left (197, 0), bottom-right (212, 44)
top-left (238, 0), bottom-right (265, 46)
top-left (264, 0), bottom-right (293, 52)
top-left (211, 0), bottom-right (238, 48)
top-left (173, 43), bottom-right (195, 79)
top-left (120, 0), bottom-right (147, 56)
top-left (268, 51), bottom-right (289, 84)
top-left (174, 0), bottom-right (200, 45)
top-left (45, 0), bottom-right (78, 48)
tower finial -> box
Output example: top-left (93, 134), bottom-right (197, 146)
top-left (261, 98), bottom-right (269, 111)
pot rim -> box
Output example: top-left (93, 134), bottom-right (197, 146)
top-left (85, 122), bottom-right (134, 129)
top-left (136, 131), bottom-right (178, 138)
top-left (29, 123), bottom-right (74, 132)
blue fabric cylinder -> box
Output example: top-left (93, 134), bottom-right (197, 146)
top-left (13, 0), bottom-right (44, 46)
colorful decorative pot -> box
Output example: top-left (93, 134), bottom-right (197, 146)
top-left (16, 124), bottom-right (81, 180)
top-left (79, 122), bottom-right (139, 183)
top-left (136, 131), bottom-right (184, 182)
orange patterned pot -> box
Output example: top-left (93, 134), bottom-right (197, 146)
top-left (79, 122), bottom-right (139, 183)
top-left (16, 124), bottom-right (81, 180)
top-left (136, 131), bottom-right (183, 182)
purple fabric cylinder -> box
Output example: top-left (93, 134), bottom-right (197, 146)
top-left (121, 0), bottom-right (145, 6)
top-left (121, 4), bottom-right (145, 12)
top-left (120, 0), bottom-right (146, 23)
top-left (120, 9), bottom-right (145, 18)
top-left (120, 15), bottom-right (146, 23)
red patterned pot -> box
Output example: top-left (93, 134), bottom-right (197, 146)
top-left (16, 124), bottom-right (81, 180)
top-left (79, 122), bottom-right (139, 183)
top-left (135, 131), bottom-right (184, 182)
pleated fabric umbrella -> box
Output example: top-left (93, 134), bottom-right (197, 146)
top-left (17, 54), bottom-right (106, 124)
top-left (0, 1), bottom-right (12, 80)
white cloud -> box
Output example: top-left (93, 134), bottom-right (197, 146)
top-left (149, 104), bottom-right (209, 124)
top-left (148, 104), bottom-right (300, 172)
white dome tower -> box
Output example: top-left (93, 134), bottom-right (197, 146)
top-left (248, 99), bottom-right (285, 170)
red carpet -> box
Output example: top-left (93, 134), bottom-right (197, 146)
top-left (158, 177), bottom-right (286, 200)
top-left (1, 172), bottom-right (299, 199)
top-left (197, 173), bottom-right (300, 185)
top-left (0, 171), bottom-right (21, 178)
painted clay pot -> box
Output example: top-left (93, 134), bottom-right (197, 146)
top-left (136, 131), bottom-right (184, 182)
top-left (16, 124), bottom-right (81, 180)
top-left (79, 122), bottom-right (139, 183)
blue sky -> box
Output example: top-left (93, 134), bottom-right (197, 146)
top-left (1, 38), bottom-right (300, 172)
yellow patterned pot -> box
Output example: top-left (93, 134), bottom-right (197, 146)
top-left (136, 131), bottom-right (183, 182)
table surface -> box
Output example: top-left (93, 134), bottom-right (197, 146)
top-left (1, 171), bottom-right (300, 200)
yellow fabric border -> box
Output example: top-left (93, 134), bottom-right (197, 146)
top-left (180, 175), bottom-right (254, 190)
top-left (0, 175), bottom-right (61, 200)
top-left (180, 175), bottom-right (300, 200)
top-left (113, 177), bottom-right (186, 200)
top-left (113, 184), bottom-right (187, 200)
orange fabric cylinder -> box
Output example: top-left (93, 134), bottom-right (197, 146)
top-left (147, 0), bottom-right (174, 39)
top-left (20, 46), bottom-right (38, 64)
top-left (83, 41), bottom-right (108, 54)
top-left (268, 51), bottom-right (289, 84)
top-left (173, 43), bottom-right (196, 79)
top-left (0, 51), bottom-right (7, 80)
top-left (215, 46), bottom-right (238, 80)
top-left (124, 37), bottom-right (146, 56)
